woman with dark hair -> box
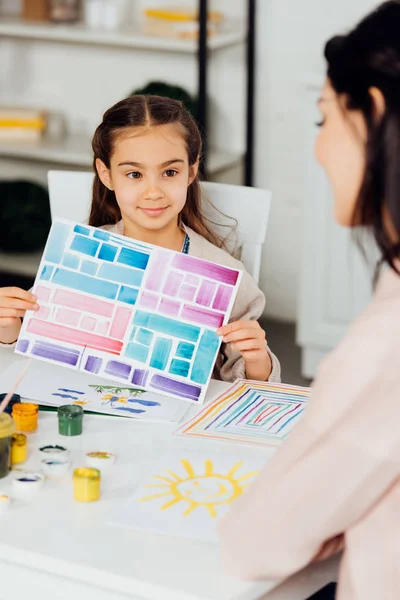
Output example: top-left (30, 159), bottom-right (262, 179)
top-left (220, 2), bottom-right (400, 598)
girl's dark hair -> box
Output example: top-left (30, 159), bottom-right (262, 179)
top-left (90, 95), bottom-right (222, 247)
top-left (325, 0), bottom-right (400, 272)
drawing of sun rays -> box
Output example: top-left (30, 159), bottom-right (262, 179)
top-left (101, 393), bottom-right (129, 407)
top-left (139, 459), bottom-right (259, 518)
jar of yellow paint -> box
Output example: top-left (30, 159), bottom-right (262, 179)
top-left (12, 403), bottom-right (39, 433)
top-left (11, 433), bottom-right (27, 465)
top-left (0, 414), bottom-right (15, 479)
top-left (73, 467), bottom-right (100, 502)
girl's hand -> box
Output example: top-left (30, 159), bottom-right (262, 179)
top-left (0, 287), bottom-right (38, 329)
top-left (217, 320), bottom-right (272, 381)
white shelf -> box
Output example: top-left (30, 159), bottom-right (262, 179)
top-left (0, 133), bottom-right (243, 174)
top-left (0, 16), bottom-right (245, 53)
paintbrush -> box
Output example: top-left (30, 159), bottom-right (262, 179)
top-left (0, 358), bottom-right (32, 414)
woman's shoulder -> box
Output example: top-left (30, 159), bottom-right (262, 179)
top-left (99, 221), bottom-right (123, 235)
top-left (185, 226), bottom-right (244, 271)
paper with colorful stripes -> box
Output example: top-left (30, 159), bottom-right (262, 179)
top-left (15, 219), bottom-right (242, 403)
top-left (175, 380), bottom-right (311, 446)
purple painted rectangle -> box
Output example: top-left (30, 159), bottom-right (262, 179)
top-left (16, 339), bottom-right (29, 353)
top-left (172, 254), bottom-right (239, 286)
top-left (105, 360), bottom-right (131, 380)
top-left (163, 271), bottom-right (183, 296)
top-left (181, 305), bottom-right (224, 328)
top-left (159, 297), bottom-right (180, 317)
top-left (84, 356), bottom-right (102, 374)
top-left (179, 284), bottom-right (197, 302)
top-left (195, 280), bottom-right (217, 307)
top-left (131, 369), bottom-right (149, 387)
top-left (212, 284), bottom-right (233, 312)
top-left (32, 341), bottom-right (80, 366)
top-left (151, 374), bottom-right (201, 400)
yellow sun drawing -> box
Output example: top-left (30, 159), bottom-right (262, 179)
top-left (140, 459), bottom-right (259, 518)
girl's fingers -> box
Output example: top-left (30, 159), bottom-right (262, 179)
top-left (0, 287), bottom-right (36, 302)
top-left (217, 320), bottom-right (259, 337)
top-left (223, 329), bottom-right (265, 344)
top-left (231, 339), bottom-right (266, 352)
top-left (240, 350), bottom-right (267, 362)
top-left (0, 317), bottom-right (21, 328)
top-left (0, 298), bottom-right (38, 311)
top-left (0, 309), bottom-right (26, 319)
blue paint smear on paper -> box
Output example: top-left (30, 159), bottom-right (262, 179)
top-left (52, 393), bottom-right (79, 400)
top-left (113, 406), bottom-right (146, 414)
top-left (127, 399), bottom-right (160, 407)
top-left (58, 388), bottom-right (85, 394)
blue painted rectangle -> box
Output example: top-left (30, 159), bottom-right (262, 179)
top-left (118, 286), bottom-right (138, 305)
top-left (125, 343), bottom-right (149, 363)
top-left (169, 359), bottom-right (190, 378)
top-left (52, 268), bottom-right (118, 300)
top-left (118, 247), bottom-right (149, 270)
top-left (74, 225), bottom-right (90, 235)
top-left (93, 230), bottom-right (110, 241)
top-left (98, 243), bottom-right (118, 262)
top-left (150, 338), bottom-right (172, 371)
top-left (44, 222), bottom-right (70, 264)
top-left (98, 263), bottom-right (143, 287)
top-left (62, 252), bottom-right (80, 269)
top-left (40, 264), bottom-right (54, 281)
top-left (191, 330), bottom-right (220, 384)
top-left (129, 327), bottom-right (137, 341)
top-left (136, 328), bottom-right (153, 346)
top-left (133, 311), bottom-right (200, 342)
top-left (176, 342), bottom-right (195, 360)
top-left (81, 260), bottom-right (98, 276)
top-left (70, 234), bottom-right (99, 257)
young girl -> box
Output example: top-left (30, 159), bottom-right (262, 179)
top-left (220, 2), bottom-right (400, 598)
top-left (0, 95), bottom-right (280, 383)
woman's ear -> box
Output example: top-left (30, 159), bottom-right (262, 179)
top-left (188, 158), bottom-right (200, 186)
top-left (369, 87), bottom-right (386, 121)
top-left (96, 158), bottom-right (114, 190)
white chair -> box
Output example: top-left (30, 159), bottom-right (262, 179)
top-left (47, 170), bottom-right (271, 283)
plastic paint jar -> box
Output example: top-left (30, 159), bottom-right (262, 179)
top-left (12, 403), bottom-right (39, 433)
top-left (73, 467), bottom-right (100, 502)
top-left (58, 405), bottom-right (83, 436)
top-left (11, 433), bottom-right (27, 465)
top-left (0, 393), bottom-right (21, 415)
top-left (0, 414), bottom-right (15, 479)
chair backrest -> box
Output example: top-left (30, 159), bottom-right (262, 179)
top-left (47, 170), bottom-right (271, 282)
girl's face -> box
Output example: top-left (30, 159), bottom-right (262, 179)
top-left (314, 79), bottom-right (368, 226)
top-left (97, 123), bottom-right (197, 234)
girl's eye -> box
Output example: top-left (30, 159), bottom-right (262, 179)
top-left (315, 119), bottom-right (325, 128)
top-left (127, 171), bottom-right (142, 179)
top-left (163, 169), bottom-right (178, 177)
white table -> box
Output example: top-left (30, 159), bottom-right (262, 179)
top-left (0, 348), bottom-right (338, 600)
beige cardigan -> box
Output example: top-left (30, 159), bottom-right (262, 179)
top-left (102, 221), bottom-right (281, 383)
top-left (219, 266), bottom-right (400, 599)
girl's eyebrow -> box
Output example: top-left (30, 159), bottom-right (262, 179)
top-left (117, 159), bottom-right (185, 168)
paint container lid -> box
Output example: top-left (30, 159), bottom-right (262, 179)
top-left (58, 405), bottom-right (84, 420)
top-left (0, 494), bottom-right (10, 513)
top-left (0, 393), bottom-right (20, 415)
top-left (41, 458), bottom-right (70, 476)
top-left (0, 413), bottom-right (15, 439)
top-left (12, 403), bottom-right (38, 417)
top-left (11, 433), bottom-right (27, 448)
top-left (39, 444), bottom-right (68, 459)
top-left (12, 472), bottom-right (44, 499)
top-left (85, 451), bottom-right (116, 471)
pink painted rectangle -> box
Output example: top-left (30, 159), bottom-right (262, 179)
top-left (163, 271), bottom-right (183, 296)
top-left (35, 286), bottom-right (51, 302)
top-left (185, 275), bottom-right (199, 286)
top-left (138, 290), bottom-right (159, 310)
top-left (195, 280), bottom-right (217, 307)
top-left (143, 250), bottom-right (170, 292)
top-left (159, 297), bottom-right (180, 317)
top-left (109, 306), bottom-right (132, 340)
top-left (27, 319), bottom-right (122, 354)
top-left (96, 321), bottom-right (110, 336)
top-left (36, 305), bottom-right (51, 321)
top-left (172, 254), bottom-right (239, 286)
top-left (53, 289), bottom-right (114, 318)
top-left (212, 285), bottom-right (233, 312)
top-left (56, 308), bottom-right (81, 328)
top-left (181, 305), bottom-right (224, 328)
top-left (179, 284), bottom-right (197, 302)
top-left (81, 316), bottom-right (97, 332)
